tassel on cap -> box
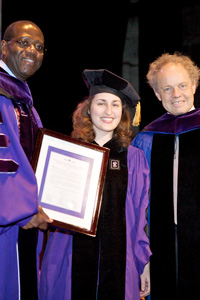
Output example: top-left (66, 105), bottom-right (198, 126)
top-left (132, 101), bottom-right (141, 127)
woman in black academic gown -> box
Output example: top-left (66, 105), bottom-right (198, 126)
top-left (39, 69), bottom-right (151, 300)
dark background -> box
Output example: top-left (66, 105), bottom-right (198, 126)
top-left (2, 0), bottom-right (200, 133)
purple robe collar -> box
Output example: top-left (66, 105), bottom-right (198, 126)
top-left (144, 108), bottom-right (200, 134)
top-left (0, 71), bottom-right (33, 106)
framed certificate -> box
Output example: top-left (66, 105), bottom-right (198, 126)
top-left (32, 128), bottom-right (110, 237)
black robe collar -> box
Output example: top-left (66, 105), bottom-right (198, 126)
top-left (94, 138), bottom-right (126, 154)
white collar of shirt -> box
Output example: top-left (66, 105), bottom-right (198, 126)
top-left (189, 106), bottom-right (195, 111)
top-left (0, 60), bottom-right (17, 78)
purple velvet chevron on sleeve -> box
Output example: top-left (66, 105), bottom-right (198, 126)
top-left (0, 134), bottom-right (10, 147)
top-left (0, 159), bottom-right (19, 172)
top-left (0, 111), bottom-right (3, 124)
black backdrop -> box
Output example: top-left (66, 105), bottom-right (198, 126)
top-left (2, 0), bottom-right (200, 133)
top-left (2, 0), bottom-right (130, 134)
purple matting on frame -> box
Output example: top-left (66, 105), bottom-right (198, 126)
top-left (38, 145), bottom-right (94, 219)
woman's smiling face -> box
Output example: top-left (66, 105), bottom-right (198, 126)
top-left (90, 92), bottom-right (122, 140)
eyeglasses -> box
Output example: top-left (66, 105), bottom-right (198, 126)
top-left (6, 37), bottom-right (47, 55)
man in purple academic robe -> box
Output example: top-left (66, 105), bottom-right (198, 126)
top-left (131, 52), bottom-right (200, 300)
top-left (0, 20), bottom-right (52, 300)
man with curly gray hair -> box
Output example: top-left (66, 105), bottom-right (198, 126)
top-left (130, 52), bottom-right (200, 300)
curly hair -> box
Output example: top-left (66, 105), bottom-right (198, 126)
top-left (71, 97), bottom-right (133, 147)
top-left (146, 52), bottom-right (200, 92)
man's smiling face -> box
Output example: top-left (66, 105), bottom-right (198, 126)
top-left (154, 62), bottom-right (196, 115)
top-left (1, 22), bottom-right (44, 81)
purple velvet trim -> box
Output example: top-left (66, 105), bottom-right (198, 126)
top-left (0, 134), bottom-right (10, 147)
top-left (0, 159), bottom-right (19, 172)
top-left (144, 109), bottom-right (200, 134)
top-left (0, 111), bottom-right (3, 124)
top-left (0, 72), bottom-right (33, 106)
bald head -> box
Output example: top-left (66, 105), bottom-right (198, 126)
top-left (3, 20), bottom-right (44, 42)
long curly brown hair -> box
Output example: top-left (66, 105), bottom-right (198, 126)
top-left (71, 96), bottom-right (133, 147)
